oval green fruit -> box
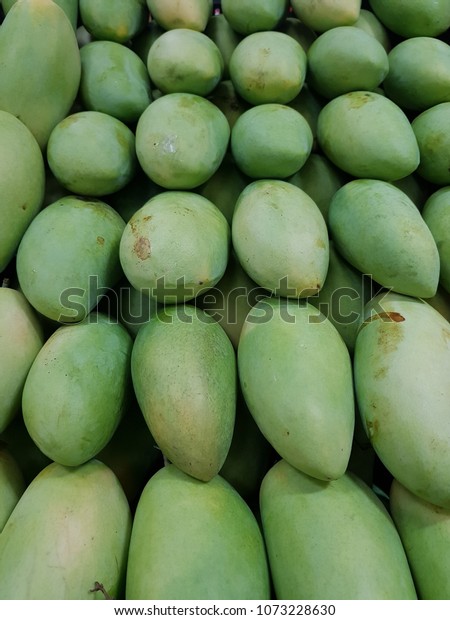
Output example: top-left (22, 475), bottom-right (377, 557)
top-left (145, 0), bottom-right (212, 31)
top-left (390, 479), bottom-right (450, 600)
top-left (80, 40), bottom-right (152, 124)
top-left (147, 28), bottom-right (223, 96)
top-left (290, 0), bottom-right (361, 32)
top-left (368, 0), bottom-right (450, 38)
top-left (135, 93), bottom-right (230, 189)
top-left (22, 315), bottom-right (132, 467)
top-left (79, 0), bottom-right (148, 43)
top-left (317, 91), bottom-right (420, 181)
top-left (204, 13), bottom-right (242, 79)
top-left (0, 111), bottom-right (45, 273)
top-left (229, 31), bottom-right (307, 105)
top-left (422, 187), bottom-right (450, 294)
top-left (0, 288), bottom-right (44, 433)
top-left (238, 298), bottom-right (354, 481)
top-left (2, 0), bottom-right (79, 30)
top-left (120, 191), bottom-right (229, 304)
top-left (412, 102), bottom-right (450, 186)
top-left (131, 306), bottom-right (236, 481)
top-left (16, 196), bottom-right (125, 323)
top-left (354, 292), bottom-right (450, 508)
top-left (0, 444), bottom-right (25, 532)
top-left (231, 104), bottom-right (313, 178)
top-left (260, 460), bottom-right (417, 599)
top-left (328, 179), bottom-right (440, 298)
top-left (232, 180), bottom-right (329, 298)
top-left (126, 464), bottom-right (270, 599)
top-left (0, 0), bottom-right (81, 149)
top-left (221, 0), bottom-right (288, 35)
top-left (47, 111), bottom-right (137, 196)
top-left (0, 460), bottom-right (132, 599)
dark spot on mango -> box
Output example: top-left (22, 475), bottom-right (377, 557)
top-left (134, 237), bottom-right (151, 260)
top-left (20, 203), bottom-right (27, 211)
top-left (96, 236), bottom-right (105, 246)
top-left (365, 311), bottom-right (405, 324)
top-left (366, 418), bottom-right (379, 440)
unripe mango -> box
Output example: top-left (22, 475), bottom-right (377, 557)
top-left (422, 187), bottom-right (450, 294)
top-left (145, 0), bottom-right (212, 32)
top-left (0, 444), bottom-right (25, 532)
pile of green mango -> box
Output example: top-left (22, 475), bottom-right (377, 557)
top-left (1, 0), bottom-right (450, 602)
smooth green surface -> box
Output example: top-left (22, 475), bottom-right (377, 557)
top-left (221, 0), bottom-right (288, 34)
top-left (423, 187), bottom-right (450, 294)
top-left (0, 445), bottom-right (25, 532)
top-left (368, 0), bottom-right (450, 38)
top-left (79, 0), bottom-right (148, 42)
top-left (412, 102), bottom-right (450, 186)
top-left (290, 0), bottom-right (361, 32)
top-left (145, 0), bottom-right (212, 31)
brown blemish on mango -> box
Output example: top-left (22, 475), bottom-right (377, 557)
top-left (134, 237), bottom-right (151, 260)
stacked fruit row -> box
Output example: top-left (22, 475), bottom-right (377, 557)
top-left (1, 0), bottom-right (450, 601)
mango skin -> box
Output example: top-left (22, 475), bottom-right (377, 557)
top-left (328, 179), bottom-right (440, 298)
top-left (22, 314), bottom-right (132, 467)
top-left (79, 0), bottom-right (148, 43)
top-left (238, 298), bottom-right (355, 481)
top-left (0, 0), bottom-right (81, 150)
top-left (0, 288), bottom-right (44, 433)
top-left (354, 292), bottom-right (450, 508)
top-left (0, 111), bottom-right (45, 272)
top-left (2, 0), bottom-right (78, 29)
top-left (0, 459), bottom-right (132, 600)
top-left (221, 0), bottom-right (288, 35)
top-left (412, 102), bottom-right (450, 186)
top-left (390, 479), bottom-right (450, 600)
top-left (145, 0), bottom-right (212, 31)
top-left (317, 91), bottom-right (420, 181)
top-left (126, 464), bottom-right (270, 600)
top-left (368, 0), bottom-right (450, 38)
top-left (290, 0), bottom-right (361, 32)
top-left (422, 187), bottom-right (450, 294)
top-left (260, 460), bottom-right (417, 600)
top-left (16, 196), bottom-right (125, 323)
top-left (131, 305), bottom-right (236, 482)
top-left (0, 444), bottom-right (25, 532)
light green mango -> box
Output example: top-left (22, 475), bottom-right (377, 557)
top-left (22, 314), bottom-right (132, 467)
top-left (119, 191), bottom-right (229, 304)
top-left (422, 187), bottom-right (450, 294)
top-left (0, 0), bottom-right (81, 150)
top-left (412, 102), bottom-right (450, 186)
top-left (0, 443), bottom-right (25, 532)
top-left (80, 41), bottom-right (152, 124)
top-left (229, 31), bottom-right (307, 105)
top-left (131, 305), bottom-right (236, 481)
top-left (145, 0), bottom-right (212, 31)
top-left (317, 91), bottom-right (420, 181)
top-left (260, 460), bottom-right (417, 599)
top-left (290, 0), bottom-right (361, 32)
top-left (0, 112), bottom-right (45, 273)
top-left (368, 0), bottom-right (450, 38)
top-left (204, 13), bottom-right (243, 79)
top-left (79, 0), bottom-right (148, 42)
top-left (135, 93), bottom-right (230, 190)
top-left (353, 8), bottom-right (391, 52)
top-left (329, 179), bottom-right (440, 298)
top-left (147, 28), bottom-right (223, 96)
top-left (354, 292), bottom-right (450, 508)
top-left (307, 26), bottom-right (389, 100)
top-left (232, 180), bottom-right (329, 298)
top-left (384, 38), bottom-right (450, 112)
top-left (126, 464), bottom-right (270, 600)
top-left (0, 288), bottom-right (44, 433)
top-left (2, 0), bottom-right (78, 29)
top-left (390, 478), bottom-right (450, 599)
top-left (221, 0), bottom-right (288, 34)
top-left (238, 298), bottom-right (354, 481)
top-left (0, 459), bottom-right (132, 599)
top-left (16, 196), bottom-right (125, 323)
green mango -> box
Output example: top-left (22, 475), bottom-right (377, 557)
top-left (117, 278), bottom-right (160, 338)
top-left (0, 113), bottom-right (45, 273)
top-left (80, 41), bottom-right (152, 124)
top-left (131, 20), bottom-right (164, 64)
top-left (0, 443), bottom-right (25, 532)
top-left (0, 0), bottom-right (80, 150)
top-left (317, 91), bottom-right (420, 181)
top-left (2, 0), bottom-right (78, 29)
top-left (79, 0), bottom-right (148, 43)
top-left (22, 314), bottom-right (132, 467)
top-left (238, 298), bottom-right (354, 481)
top-left (229, 31), bottom-right (307, 105)
top-left (383, 38), bottom-right (450, 112)
top-left (329, 179), bottom-right (440, 298)
top-left (126, 464), bottom-right (270, 600)
top-left (204, 13), bottom-right (243, 80)
top-left (307, 26), bottom-right (389, 100)
top-left (135, 93), bottom-right (230, 190)
top-left (16, 196), bottom-right (125, 323)
top-left (207, 80), bottom-right (250, 130)
top-left (277, 16), bottom-right (317, 53)
top-left (221, 0), bottom-right (288, 35)
top-left (232, 180), bottom-right (329, 299)
top-left (0, 459), bottom-right (132, 599)
top-left (120, 191), bottom-right (229, 304)
top-left (47, 111), bottom-right (137, 197)
top-left (425, 285), bottom-right (450, 323)
top-left (290, 0), bottom-right (361, 32)
top-left (131, 305), bottom-right (236, 481)
top-left (353, 8), bottom-right (391, 52)
top-left (354, 292), bottom-right (450, 508)
top-left (0, 288), bottom-right (44, 433)
top-left (412, 102), bottom-right (450, 186)
top-left (260, 460), bottom-right (417, 599)
top-left (390, 479), bottom-right (450, 599)
top-left (422, 187), bottom-right (450, 294)
top-left (147, 28), bottom-right (224, 97)
top-left (287, 84), bottom-right (324, 146)
top-left (145, 0), bottom-right (212, 31)
top-left (368, 0), bottom-right (450, 38)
